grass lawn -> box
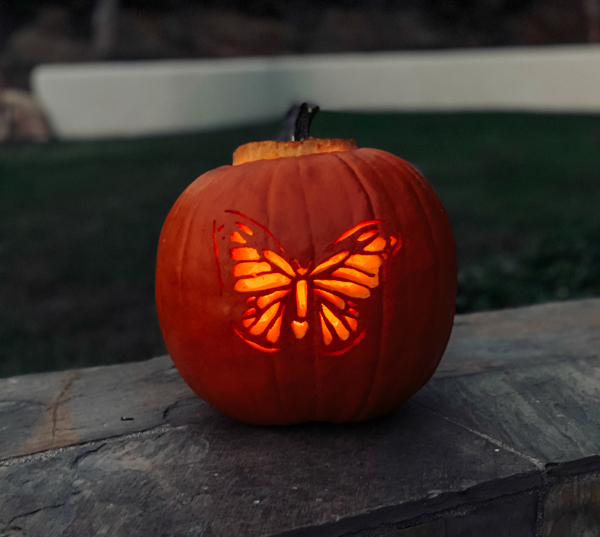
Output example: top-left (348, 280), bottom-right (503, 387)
top-left (1, 111), bottom-right (600, 378)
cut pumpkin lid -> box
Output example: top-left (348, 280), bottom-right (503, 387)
top-left (233, 138), bottom-right (357, 166)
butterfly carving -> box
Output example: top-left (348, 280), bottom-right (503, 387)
top-left (214, 210), bottom-right (402, 355)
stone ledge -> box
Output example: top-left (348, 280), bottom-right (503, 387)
top-left (1, 298), bottom-right (599, 536)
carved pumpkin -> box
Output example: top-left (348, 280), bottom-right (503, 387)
top-left (156, 115), bottom-right (456, 425)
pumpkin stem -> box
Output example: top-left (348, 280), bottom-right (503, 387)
top-left (277, 102), bottom-right (320, 142)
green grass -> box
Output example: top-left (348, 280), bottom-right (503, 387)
top-left (2, 112), bottom-right (600, 377)
top-left (312, 113), bottom-right (600, 311)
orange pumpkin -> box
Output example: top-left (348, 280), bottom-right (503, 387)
top-left (156, 122), bottom-right (456, 425)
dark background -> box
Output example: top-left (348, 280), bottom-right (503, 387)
top-left (1, 0), bottom-right (599, 89)
top-left (1, 0), bottom-right (599, 378)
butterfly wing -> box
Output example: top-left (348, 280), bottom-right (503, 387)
top-left (216, 213), bottom-right (401, 355)
top-left (221, 216), bottom-right (296, 352)
top-left (309, 220), bottom-right (402, 354)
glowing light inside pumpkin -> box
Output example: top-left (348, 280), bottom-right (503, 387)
top-left (292, 320), bottom-right (309, 339)
top-left (319, 313), bottom-right (333, 345)
top-left (266, 307), bottom-right (284, 343)
top-left (314, 279), bottom-right (371, 299)
top-left (344, 316), bottom-right (358, 331)
top-left (390, 235), bottom-right (403, 256)
top-left (230, 231), bottom-right (246, 243)
top-left (321, 329), bottom-right (367, 356)
top-left (332, 220), bottom-right (382, 245)
top-left (310, 251), bottom-right (349, 276)
top-left (332, 267), bottom-right (379, 288)
top-left (221, 214), bottom-right (404, 354)
top-left (257, 289), bottom-right (291, 309)
top-left (314, 289), bottom-right (345, 310)
top-left (249, 302), bottom-right (280, 335)
top-left (358, 230), bottom-right (378, 241)
top-left (264, 250), bottom-right (296, 277)
top-left (233, 326), bottom-right (280, 353)
top-left (345, 254), bottom-right (383, 275)
top-left (226, 210), bottom-right (284, 251)
top-left (321, 304), bottom-right (350, 341)
top-left (231, 247), bottom-right (261, 261)
top-left (296, 280), bottom-right (308, 317)
top-left (234, 273), bottom-right (291, 292)
top-left (296, 263), bottom-right (310, 276)
top-left (237, 222), bottom-right (253, 235)
top-left (363, 237), bottom-right (387, 252)
top-left (233, 261), bottom-right (271, 278)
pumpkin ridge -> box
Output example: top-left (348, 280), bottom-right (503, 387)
top-left (354, 151), bottom-right (440, 419)
top-left (212, 220), bottom-right (224, 293)
top-left (294, 155), bottom-right (323, 420)
top-left (337, 151), bottom-right (403, 422)
top-left (384, 153), bottom-right (453, 396)
top-left (295, 156), bottom-right (317, 264)
top-left (264, 161), bottom-right (279, 257)
top-left (225, 209), bottom-right (285, 253)
top-left (264, 156), bottom-right (320, 422)
top-left (270, 349), bottom-right (293, 425)
top-left (177, 201), bottom-right (199, 314)
top-left (332, 151), bottom-right (377, 225)
top-left (345, 150), bottom-right (441, 420)
top-left (331, 151), bottom-right (385, 422)
top-left (331, 155), bottom-right (361, 249)
top-left (264, 163), bottom-right (292, 424)
top-left (227, 166), bottom-right (293, 423)
top-left (287, 155), bottom-right (320, 421)
top-left (398, 159), bottom-right (456, 390)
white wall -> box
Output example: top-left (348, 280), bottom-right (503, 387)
top-left (32, 45), bottom-right (600, 139)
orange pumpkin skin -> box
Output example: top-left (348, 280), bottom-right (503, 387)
top-left (156, 140), bottom-right (456, 425)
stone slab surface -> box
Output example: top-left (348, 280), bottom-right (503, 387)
top-left (0, 401), bottom-right (538, 537)
top-left (1, 298), bottom-right (600, 536)
top-left (0, 356), bottom-right (190, 461)
top-left (388, 490), bottom-right (539, 537)
top-left (542, 477), bottom-right (600, 536)
top-left (415, 298), bottom-right (600, 472)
